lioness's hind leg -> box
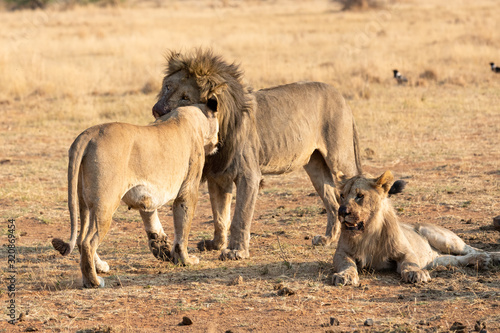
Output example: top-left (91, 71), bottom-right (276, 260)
top-left (140, 210), bottom-right (172, 261)
top-left (304, 151), bottom-right (340, 246)
top-left (81, 208), bottom-right (112, 288)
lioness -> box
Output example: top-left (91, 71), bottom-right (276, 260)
top-left (52, 102), bottom-right (218, 288)
top-left (151, 49), bottom-right (362, 261)
top-left (332, 171), bottom-right (500, 285)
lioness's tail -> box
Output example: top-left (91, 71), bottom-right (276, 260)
top-left (352, 121), bottom-right (363, 175)
top-left (52, 130), bottom-right (92, 256)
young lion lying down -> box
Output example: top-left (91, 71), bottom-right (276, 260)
top-left (332, 171), bottom-right (500, 286)
top-left (52, 101), bottom-right (218, 288)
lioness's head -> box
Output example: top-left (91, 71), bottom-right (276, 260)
top-left (337, 171), bottom-right (395, 233)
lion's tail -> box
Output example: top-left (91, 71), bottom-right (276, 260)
top-left (52, 130), bottom-right (91, 256)
top-left (352, 121), bottom-right (363, 175)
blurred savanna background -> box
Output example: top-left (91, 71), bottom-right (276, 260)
top-left (0, 0), bottom-right (499, 332)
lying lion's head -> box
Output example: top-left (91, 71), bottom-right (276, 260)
top-left (337, 171), bottom-right (395, 233)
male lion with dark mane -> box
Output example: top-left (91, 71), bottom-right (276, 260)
top-left (150, 49), bottom-right (362, 261)
top-left (332, 171), bottom-right (500, 286)
top-left (52, 103), bottom-right (218, 288)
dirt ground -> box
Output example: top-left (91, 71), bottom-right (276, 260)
top-left (1, 0), bottom-right (499, 332)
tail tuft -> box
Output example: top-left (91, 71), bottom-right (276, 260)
top-left (52, 238), bottom-right (71, 256)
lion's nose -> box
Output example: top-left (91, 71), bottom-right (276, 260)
top-left (338, 206), bottom-right (350, 218)
top-left (152, 102), bottom-right (165, 119)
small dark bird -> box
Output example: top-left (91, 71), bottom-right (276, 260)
top-left (393, 69), bottom-right (408, 84)
top-left (490, 62), bottom-right (500, 73)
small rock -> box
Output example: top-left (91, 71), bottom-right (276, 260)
top-left (277, 287), bottom-right (295, 296)
top-left (229, 275), bottom-right (243, 286)
top-left (450, 321), bottom-right (466, 332)
top-left (364, 318), bottom-right (374, 326)
top-left (330, 317), bottom-right (340, 326)
top-left (474, 321), bottom-right (486, 331)
top-left (179, 316), bottom-right (193, 326)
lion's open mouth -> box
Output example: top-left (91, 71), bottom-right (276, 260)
top-left (342, 220), bottom-right (365, 231)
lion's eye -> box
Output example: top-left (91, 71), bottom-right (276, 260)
top-left (182, 95), bottom-right (190, 101)
top-left (356, 193), bottom-right (364, 201)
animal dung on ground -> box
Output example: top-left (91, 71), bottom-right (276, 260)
top-left (493, 215), bottom-right (500, 231)
top-left (179, 316), bottom-right (193, 326)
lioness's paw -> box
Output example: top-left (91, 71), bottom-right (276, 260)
top-left (148, 233), bottom-right (172, 262)
top-left (197, 239), bottom-right (224, 252)
top-left (219, 249), bottom-right (250, 261)
top-left (401, 269), bottom-right (431, 283)
top-left (95, 260), bottom-right (110, 274)
top-left (83, 276), bottom-right (105, 289)
top-left (312, 235), bottom-right (333, 247)
top-left (331, 271), bottom-right (359, 286)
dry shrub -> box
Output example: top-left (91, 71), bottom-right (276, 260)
top-left (419, 69), bottom-right (438, 81)
top-left (335, 0), bottom-right (385, 11)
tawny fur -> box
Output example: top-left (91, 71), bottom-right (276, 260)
top-left (152, 49), bottom-right (362, 260)
top-left (332, 171), bottom-right (500, 286)
top-left (52, 104), bottom-right (218, 288)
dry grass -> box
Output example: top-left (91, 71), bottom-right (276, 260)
top-left (0, 0), bottom-right (499, 332)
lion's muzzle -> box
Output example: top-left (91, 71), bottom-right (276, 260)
top-left (152, 101), bottom-right (169, 119)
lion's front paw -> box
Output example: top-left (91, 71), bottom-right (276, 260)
top-left (219, 249), bottom-right (250, 261)
top-left (148, 233), bottom-right (172, 262)
top-left (401, 269), bottom-right (431, 283)
top-left (197, 239), bottom-right (225, 252)
top-left (331, 270), bottom-right (359, 286)
top-left (312, 235), bottom-right (333, 246)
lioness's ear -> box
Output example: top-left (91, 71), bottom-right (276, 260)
top-left (375, 170), bottom-right (394, 193)
top-left (206, 97), bottom-right (218, 112)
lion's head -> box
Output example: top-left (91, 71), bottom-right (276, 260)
top-left (153, 49), bottom-right (254, 174)
top-left (337, 171), bottom-right (395, 233)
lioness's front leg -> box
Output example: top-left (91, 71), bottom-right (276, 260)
top-left (198, 177), bottom-right (233, 252)
top-left (140, 210), bottom-right (172, 262)
top-left (219, 171), bottom-right (261, 261)
top-left (171, 192), bottom-right (199, 265)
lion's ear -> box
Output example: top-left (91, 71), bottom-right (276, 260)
top-left (208, 82), bottom-right (228, 98)
top-left (375, 170), bottom-right (394, 193)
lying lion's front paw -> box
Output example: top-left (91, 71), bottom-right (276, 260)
top-left (401, 269), bottom-right (431, 283)
top-left (148, 233), bottom-right (172, 262)
top-left (312, 235), bottom-right (333, 247)
top-left (331, 271), bottom-right (359, 286)
top-left (219, 249), bottom-right (250, 261)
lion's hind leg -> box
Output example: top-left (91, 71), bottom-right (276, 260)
top-left (305, 151), bottom-right (340, 247)
top-left (417, 224), bottom-right (492, 270)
